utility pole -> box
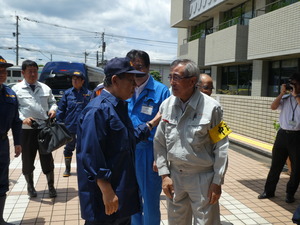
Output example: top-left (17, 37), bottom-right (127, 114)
top-left (96, 51), bottom-right (99, 67)
top-left (101, 32), bottom-right (106, 66)
top-left (84, 51), bottom-right (89, 63)
top-left (16, 16), bottom-right (19, 65)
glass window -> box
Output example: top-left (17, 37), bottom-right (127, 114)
top-left (12, 70), bottom-right (21, 77)
top-left (220, 65), bottom-right (252, 95)
top-left (189, 18), bottom-right (213, 41)
top-left (267, 59), bottom-right (299, 97)
top-left (221, 0), bottom-right (254, 29)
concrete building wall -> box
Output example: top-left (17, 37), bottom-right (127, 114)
top-left (205, 25), bottom-right (237, 65)
top-left (248, 2), bottom-right (300, 59)
top-left (213, 94), bottom-right (279, 144)
top-left (205, 25), bottom-right (249, 65)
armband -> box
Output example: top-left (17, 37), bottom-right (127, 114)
top-left (209, 121), bottom-right (232, 144)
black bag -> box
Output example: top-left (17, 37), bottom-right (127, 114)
top-left (38, 118), bottom-right (73, 155)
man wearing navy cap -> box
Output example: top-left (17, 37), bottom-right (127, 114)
top-left (56, 71), bottom-right (92, 177)
top-left (0, 56), bottom-right (22, 225)
top-left (76, 57), bottom-right (161, 224)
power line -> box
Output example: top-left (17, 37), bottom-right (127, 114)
top-left (19, 15), bottom-right (176, 45)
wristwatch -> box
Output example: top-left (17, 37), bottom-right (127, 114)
top-left (146, 122), bottom-right (153, 129)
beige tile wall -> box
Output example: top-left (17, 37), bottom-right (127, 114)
top-left (213, 94), bottom-right (279, 144)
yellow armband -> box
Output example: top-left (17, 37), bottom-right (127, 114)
top-left (209, 121), bottom-right (232, 144)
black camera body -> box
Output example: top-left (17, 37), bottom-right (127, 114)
top-left (285, 82), bottom-right (293, 91)
top-left (31, 120), bottom-right (39, 129)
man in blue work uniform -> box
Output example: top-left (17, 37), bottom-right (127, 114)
top-left (56, 71), bottom-right (91, 177)
top-left (76, 57), bottom-right (162, 225)
top-left (0, 56), bottom-right (22, 225)
top-left (126, 50), bottom-right (170, 225)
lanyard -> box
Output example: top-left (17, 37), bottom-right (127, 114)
top-left (290, 96), bottom-right (298, 121)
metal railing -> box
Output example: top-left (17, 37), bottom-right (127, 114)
top-left (186, 0), bottom-right (299, 42)
top-left (256, 0), bottom-right (299, 17)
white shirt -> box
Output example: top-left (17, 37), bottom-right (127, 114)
top-left (278, 94), bottom-right (300, 130)
top-left (135, 75), bottom-right (150, 100)
top-left (12, 80), bottom-right (57, 129)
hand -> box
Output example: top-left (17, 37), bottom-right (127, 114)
top-left (97, 179), bottom-right (119, 215)
top-left (48, 110), bottom-right (56, 119)
top-left (102, 189), bottom-right (119, 215)
top-left (153, 161), bottom-right (158, 172)
top-left (281, 84), bottom-right (287, 95)
top-left (14, 145), bottom-right (22, 157)
top-left (23, 117), bottom-right (34, 126)
top-left (291, 84), bottom-right (298, 97)
top-left (208, 183), bottom-right (222, 205)
top-left (162, 175), bottom-right (174, 199)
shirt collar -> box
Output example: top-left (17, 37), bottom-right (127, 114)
top-left (135, 74), bottom-right (150, 99)
top-left (102, 89), bottom-right (126, 107)
top-left (25, 80), bottom-right (37, 88)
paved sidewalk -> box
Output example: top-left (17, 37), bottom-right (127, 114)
top-left (4, 132), bottom-right (298, 225)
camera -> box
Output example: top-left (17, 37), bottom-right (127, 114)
top-left (285, 82), bottom-right (293, 91)
top-left (31, 120), bottom-right (39, 129)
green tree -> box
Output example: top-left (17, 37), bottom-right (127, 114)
top-left (150, 71), bottom-right (162, 83)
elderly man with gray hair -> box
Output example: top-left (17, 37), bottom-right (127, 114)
top-left (154, 59), bottom-right (231, 225)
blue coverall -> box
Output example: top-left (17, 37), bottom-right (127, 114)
top-left (127, 76), bottom-right (170, 225)
top-left (0, 85), bottom-right (22, 196)
top-left (56, 87), bottom-right (91, 157)
top-left (76, 91), bottom-right (150, 223)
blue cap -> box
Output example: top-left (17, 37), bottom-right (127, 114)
top-left (72, 71), bottom-right (84, 78)
top-left (104, 57), bottom-right (145, 77)
top-left (0, 56), bottom-right (13, 68)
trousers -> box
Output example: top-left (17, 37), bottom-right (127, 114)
top-left (167, 167), bottom-right (220, 225)
top-left (131, 143), bottom-right (161, 225)
top-left (85, 216), bottom-right (131, 225)
top-left (64, 133), bottom-right (76, 157)
top-left (264, 129), bottom-right (300, 195)
top-left (0, 137), bottom-right (9, 195)
top-left (21, 129), bottom-right (54, 175)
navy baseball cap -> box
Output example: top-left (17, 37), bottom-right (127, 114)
top-left (0, 56), bottom-right (13, 68)
top-left (72, 71), bottom-right (84, 78)
top-left (104, 57), bottom-right (145, 77)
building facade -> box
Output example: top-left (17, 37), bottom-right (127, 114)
top-left (171, 0), bottom-right (300, 143)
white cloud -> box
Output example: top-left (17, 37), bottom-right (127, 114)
top-left (0, 0), bottom-right (177, 66)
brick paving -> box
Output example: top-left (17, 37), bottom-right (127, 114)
top-left (4, 132), bottom-right (298, 225)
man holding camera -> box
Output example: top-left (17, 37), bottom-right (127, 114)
top-left (12, 60), bottom-right (57, 198)
top-left (258, 72), bottom-right (300, 203)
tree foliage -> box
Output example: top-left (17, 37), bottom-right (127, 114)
top-left (150, 70), bottom-right (162, 83)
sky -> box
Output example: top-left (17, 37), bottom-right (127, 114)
top-left (0, 0), bottom-right (178, 67)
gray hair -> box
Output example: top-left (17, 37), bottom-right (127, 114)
top-left (170, 59), bottom-right (199, 83)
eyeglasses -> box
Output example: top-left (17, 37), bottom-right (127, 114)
top-left (199, 85), bottom-right (214, 90)
top-left (168, 74), bottom-right (194, 82)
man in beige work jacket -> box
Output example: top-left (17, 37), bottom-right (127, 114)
top-left (154, 59), bottom-right (231, 225)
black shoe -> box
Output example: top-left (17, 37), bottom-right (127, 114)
top-left (258, 192), bottom-right (275, 199)
top-left (286, 194), bottom-right (295, 203)
top-left (27, 186), bottom-right (37, 198)
top-left (48, 186), bottom-right (57, 198)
